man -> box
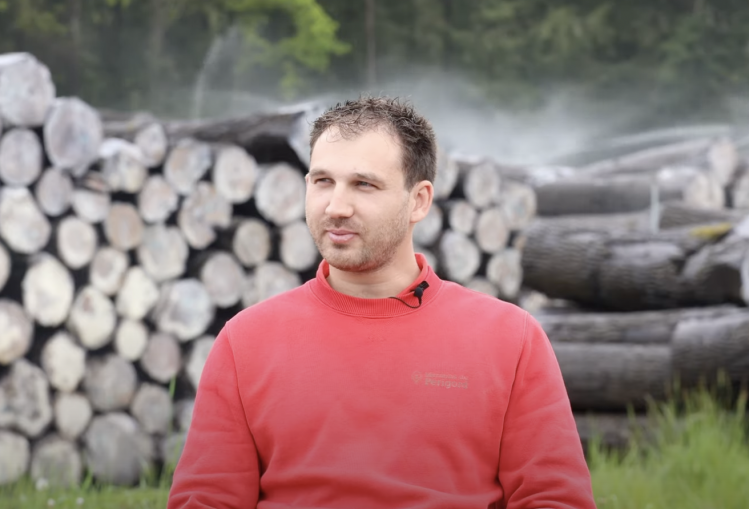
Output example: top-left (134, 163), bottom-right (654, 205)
top-left (168, 97), bottom-right (597, 508)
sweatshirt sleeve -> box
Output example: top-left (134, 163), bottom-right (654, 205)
top-left (167, 326), bottom-right (260, 509)
top-left (497, 312), bottom-right (597, 509)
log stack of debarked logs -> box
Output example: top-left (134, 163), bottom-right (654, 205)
top-left (0, 52), bottom-right (538, 487)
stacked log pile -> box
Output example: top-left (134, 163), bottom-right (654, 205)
top-left (0, 52), bottom-right (540, 486)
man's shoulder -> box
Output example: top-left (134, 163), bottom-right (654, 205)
top-left (439, 279), bottom-right (528, 318)
top-left (226, 282), bottom-right (312, 331)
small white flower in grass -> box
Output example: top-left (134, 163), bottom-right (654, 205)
top-left (76, 497), bottom-right (84, 505)
top-left (36, 477), bottom-right (49, 491)
top-left (47, 498), bottom-right (55, 507)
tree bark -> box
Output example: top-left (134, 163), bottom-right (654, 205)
top-left (212, 145), bottom-right (258, 204)
top-left (138, 175), bottom-right (179, 223)
top-left (137, 224), bottom-right (189, 282)
top-left (0, 187), bottom-right (51, 254)
top-left (0, 300), bottom-right (32, 365)
top-left (83, 354), bottom-right (137, 412)
top-left (35, 168), bottom-right (73, 217)
top-left (67, 286), bottom-right (117, 350)
top-left (438, 231), bottom-right (481, 283)
top-left (659, 202), bottom-right (746, 229)
top-left (115, 267), bottom-right (160, 320)
top-left (139, 332), bottom-right (182, 384)
top-left (130, 384), bottom-right (173, 435)
top-left (0, 128), bottom-right (43, 186)
top-left (22, 254), bottom-right (74, 327)
top-left (114, 319), bottom-right (149, 362)
top-left (56, 216), bottom-right (97, 269)
top-left (574, 413), bottom-right (652, 450)
top-left (0, 53), bottom-right (56, 127)
top-left (254, 163), bottom-right (306, 226)
top-left (40, 331), bottom-right (86, 393)
top-left (43, 97), bottom-right (103, 170)
top-left (152, 279), bottom-right (214, 342)
top-left (554, 343), bottom-right (672, 410)
top-left (538, 305), bottom-right (744, 344)
top-left (53, 392), bottom-right (92, 441)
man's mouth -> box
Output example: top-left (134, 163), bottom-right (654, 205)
top-left (326, 229), bottom-right (357, 243)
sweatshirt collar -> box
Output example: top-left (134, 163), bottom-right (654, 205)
top-left (308, 253), bottom-right (443, 317)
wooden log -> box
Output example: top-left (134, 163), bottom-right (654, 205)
top-left (465, 277), bottom-right (498, 298)
top-left (413, 204), bottom-right (444, 247)
top-left (254, 262), bottom-right (302, 302)
top-left (40, 331), bottom-right (86, 393)
top-left (553, 343), bottom-right (672, 410)
top-left (0, 300), bottom-right (32, 365)
top-left (0, 431), bottom-right (29, 485)
top-left (463, 161), bottom-right (502, 209)
top-left (186, 336), bottom-right (215, 391)
top-left (418, 248), bottom-right (438, 272)
top-left (68, 286), bottom-right (117, 350)
top-left (137, 224), bottom-right (189, 282)
top-left (212, 145), bottom-right (258, 204)
top-left (130, 384), bottom-right (173, 435)
top-left (161, 432), bottom-right (187, 468)
top-left (53, 392), bottom-right (92, 441)
top-left (438, 230), bottom-right (480, 283)
top-left (199, 252), bottom-right (244, 308)
top-left (152, 279), bottom-right (214, 342)
top-left (56, 216), bottom-right (97, 269)
top-left (71, 186), bottom-right (111, 224)
top-left (134, 122), bottom-right (168, 168)
top-left (486, 248), bottom-right (523, 300)
top-left (30, 436), bottom-right (82, 488)
top-left (177, 181), bottom-right (232, 249)
top-left (499, 180), bottom-right (537, 231)
top-left (535, 168), bottom-right (723, 216)
top-left (680, 236), bottom-right (749, 305)
top-left (574, 413), bottom-right (652, 450)
top-left (83, 354), bottom-right (137, 411)
top-left (164, 138), bottom-right (212, 195)
top-left (22, 254), bottom-right (74, 327)
top-left (89, 247), bottom-right (129, 296)
top-left (35, 168), bottom-right (73, 217)
top-left (538, 305), bottom-right (746, 344)
top-left (138, 175), bottom-right (179, 223)
top-left (0, 359), bottom-right (53, 437)
top-left (659, 202), bottom-right (747, 229)
top-left (104, 202), bottom-right (144, 251)
top-left (447, 200), bottom-right (477, 235)
top-left (526, 212), bottom-right (650, 234)
top-left (232, 218), bottom-right (272, 267)
top-left (522, 222), bottom-right (735, 310)
top-left (175, 399), bottom-right (194, 432)
top-left (83, 412), bottom-right (153, 486)
top-left (475, 207), bottom-right (510, 254)
top-left (672, 311), bottom-right (749, 385)
top-left (730, 167), bottom-right (749, 209)
top-left (255, 163), bottom-right (306, 226)
top-left (114, 319), bottom-right (149, 362)
top-left (0, 187), bottom-right (51, 254)
top-left (140, 332), bottom-right (182, 383)
top-left (433, 148), bottom-right (460, 200)
top-left (0, 128), bottom-right (43, 186)
top-left (706, 137), bottom-right (739, 186)
top-left (115, 267), bottom-right (160, 320)
top-left (0, 242), bottom-right (9, 292)
top-left (99, 138), bottom-right (148, 193)
top-left (280, 220), bottom-right (319, 272)
top-left (0, 53), bottom-right (55, 127)
top-left (43, 97), bottom-right (103, 170)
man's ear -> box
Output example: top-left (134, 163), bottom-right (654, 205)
top-left (410, 180), bottom-right (434, 224)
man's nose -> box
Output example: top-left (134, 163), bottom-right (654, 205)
top-left (325, 186), bottom-right (354, 218)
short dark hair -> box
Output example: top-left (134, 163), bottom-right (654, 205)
top-left (309, 96), bottom-right (437, 189)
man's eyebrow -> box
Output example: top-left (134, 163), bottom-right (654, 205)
top-left (353, 172), bottom-right (386, 185)
top-left (308, 168), bottom-right (328, 179)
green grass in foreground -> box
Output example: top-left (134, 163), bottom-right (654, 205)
top-left (2, 385), bottom-right (748, 509)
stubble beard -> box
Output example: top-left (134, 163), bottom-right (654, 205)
top-left (309, 203), bottom-right (411, 273)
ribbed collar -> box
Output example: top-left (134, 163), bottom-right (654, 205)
top-left (308, 253), bottom-right (443, 317)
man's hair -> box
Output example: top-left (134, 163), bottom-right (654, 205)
top-left (309, 96), bottom-right (437, 189)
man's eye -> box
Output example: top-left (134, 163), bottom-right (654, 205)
top-left (315, 178), bottom-right (331, 184)
top-left (357, 181), bottom-right (373, 187)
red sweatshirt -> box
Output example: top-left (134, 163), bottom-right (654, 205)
top-left (168, 254), bottom-right (596, 509)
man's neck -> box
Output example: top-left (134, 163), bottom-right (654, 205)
top-left (326, 249), bottom-right (421, 299)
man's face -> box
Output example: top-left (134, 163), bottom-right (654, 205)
top-left (305, 127), bottom-right (412, 273)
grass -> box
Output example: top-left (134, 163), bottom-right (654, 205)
top-left (2, 383), bottom-right (748, 508)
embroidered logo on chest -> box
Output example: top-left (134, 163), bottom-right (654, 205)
top-left (412, 371), bottom-right (469, 389)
